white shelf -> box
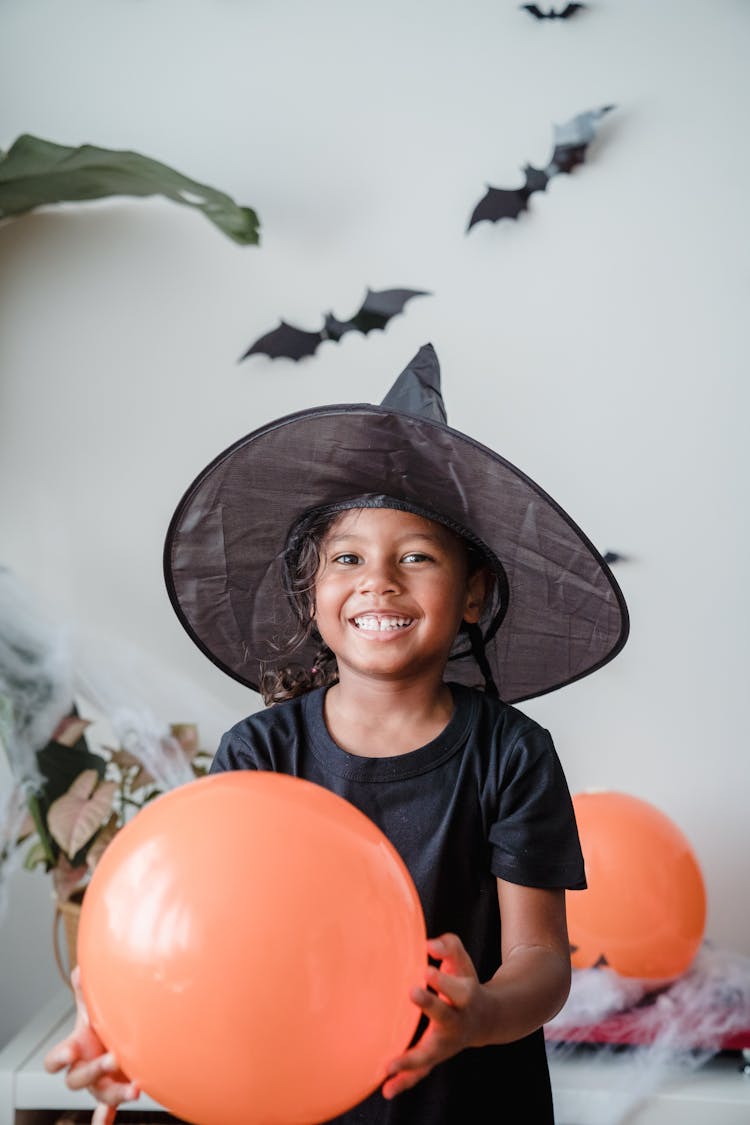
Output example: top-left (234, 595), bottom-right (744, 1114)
top-left (0, 992), bottom-right (164, 1123)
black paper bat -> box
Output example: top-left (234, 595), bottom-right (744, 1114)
top-left (467, 105), bottom-right (614, 230)
top-left (241, 287), bottom-right (430, 362)
top-left (603, 551), bottom-right (630, 565)
top-left (521, 3), bottom-right (586, 19)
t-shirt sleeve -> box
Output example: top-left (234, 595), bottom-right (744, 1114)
top-left (209, 697), bottom-right (306, 776)
top-left (210, 727), bottom-right (261, 773)
top-left (488, 724), bottom-right (586, 890)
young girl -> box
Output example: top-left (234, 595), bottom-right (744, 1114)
top-left (46, 344), bottom-right (629, 1123)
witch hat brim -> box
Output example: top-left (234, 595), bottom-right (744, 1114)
top-left (164, 344), bottom-right (628, 702)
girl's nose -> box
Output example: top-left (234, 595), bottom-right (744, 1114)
top-left (357, 561), bottom-right (400, 595)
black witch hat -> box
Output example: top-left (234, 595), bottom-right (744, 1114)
top-left (164, 344), bottom-right (628, 702)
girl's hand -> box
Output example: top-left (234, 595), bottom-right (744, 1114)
top-left (381, 933), bottom-right (489, 1099)
top-left (43, 966), bottom-right (140, 1124)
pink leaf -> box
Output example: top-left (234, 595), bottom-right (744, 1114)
top-left (47, 770), bottom-right (117, 857)
top-left (86, 814), bottom-right (119, 870)
top-left (129, 764), bottom-right (156, 789)
top-left (109, 746), bottom-right (142, 769)
top-left (52, 854), bottom-right (88, 901)
top-left (170, 723), bottom-right (199, 759)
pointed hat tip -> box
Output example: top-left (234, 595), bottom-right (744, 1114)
top-left (379, 343), bottom-right (446, 422)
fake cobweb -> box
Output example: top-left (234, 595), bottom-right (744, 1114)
top-left (546, 945), bottom-right (750, 1124)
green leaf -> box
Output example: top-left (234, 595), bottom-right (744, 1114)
top-left (23, 838), bottom-right (49, 871)
top-left (0, 134), bottom-right (260, 245)
top-left (25, 791), bottom-right (56, 868)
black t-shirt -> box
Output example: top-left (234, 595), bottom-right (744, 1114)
top-left (212, 683), bottom-right (586, 1124)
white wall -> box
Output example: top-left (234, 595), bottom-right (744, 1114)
top-left (1, 0), bottom-right (748, 1048)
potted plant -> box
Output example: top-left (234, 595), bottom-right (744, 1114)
top-left (14, 709), bottom-right (212, 980)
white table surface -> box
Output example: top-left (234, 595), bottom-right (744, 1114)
top-left (548, 1043), bottom-right (750, 1124)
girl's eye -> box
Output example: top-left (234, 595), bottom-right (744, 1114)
top-left (402, 552), bottom-right (432, 564)
top-left (332, 553), bottom-right (360, 565)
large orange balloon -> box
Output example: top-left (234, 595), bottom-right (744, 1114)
top-left (567, 790), bottom-right (706, 981)
top-left (77, 772), bottom-right (426, 1125)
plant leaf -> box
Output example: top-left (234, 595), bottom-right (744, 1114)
top-left (86, 813), bottom-right (119, 870)
top-left (52, 853), bottom-right (88, 902)
top-left (15, 807), bottom-right (36, 840)
top-left (129, 764), bottom-right (157, 790)
top-left (36, 727), bottom-right (107, 805)
top-left (0, 134), bottom-right (260, 245)
top-left (26, 790), bottom-right (57, 867)
top-left (23, 838), bottom-right (49, 871)
top-left (109, 746), bottom-right (142, 770)
top-left (108, 746), bottom-right (156, 788)
top-left (170, 723), bottom-right (200, 758)
top-left (47, 769), bottom-right (117, 857)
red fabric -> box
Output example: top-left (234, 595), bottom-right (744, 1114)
top-left (545, 1012), bottom-right (750, 1050)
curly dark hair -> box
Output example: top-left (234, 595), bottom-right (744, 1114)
top-left (259, 501), bottom-right (495, 705)
top-left (259, 505), bottom-right (341, 705)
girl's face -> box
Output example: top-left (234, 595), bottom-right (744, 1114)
top-left (313, 507), bottom-right (485, 686)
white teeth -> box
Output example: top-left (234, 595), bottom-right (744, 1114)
top-left (354, 616), bottom-right (413, 631)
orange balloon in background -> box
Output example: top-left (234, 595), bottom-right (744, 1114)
top-left (567, 790), bottom-right (707, 982)
top-left (77, 772), bottom-right (426, 1125)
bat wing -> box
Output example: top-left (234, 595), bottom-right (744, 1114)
top-left (548, 142), bottom-right (588, 175)
top-left (547, 105), bottom-right (615, 175)
top-left (324, 287), bottom-right (430, 340)
top-left (468, 186), bottom-right (528, 227)
top-left (240, 320), bottom-right (324, 361)
top-left (521, 3), bottom-right (585, 16)
top-left (468, 166), bottom-right (548, 229)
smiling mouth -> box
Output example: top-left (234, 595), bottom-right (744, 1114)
top-left (352, 615), bottom-right (414, 632)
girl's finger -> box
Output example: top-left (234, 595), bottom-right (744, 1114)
top-left (423, 966), bottom-right (471, 1007)
top-left (63, 1053), bottom-right (120, 1091)
top-left (44, 1040), bottom-right (78, 1072)
top-left (88, 1078), bottom-right (140, 1107)
top-left (382, 1063), bottom-right (431, 1099)
top-left (427, 933), bottom-right (472, 971)
top-left (69, 967), bottom-right (89, 1019)
top-left (411, 983), bottom-right (453, 1017)
top-left (92, 1104), bottom-right (118, 1125)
